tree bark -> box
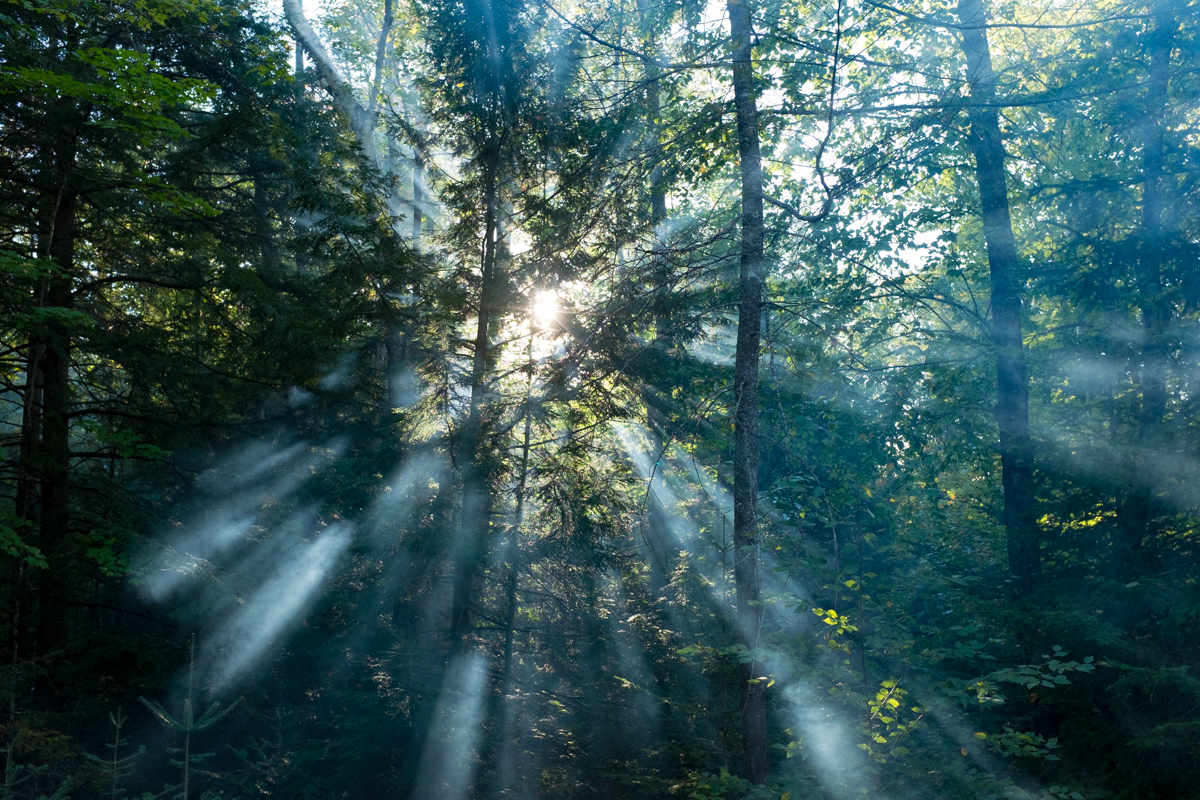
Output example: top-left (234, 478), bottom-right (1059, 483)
top-left (369, 0), bottom-right (394, 119)
top-left (489, 331), bottom-right (533, 798)
top-left (1116, 0), bottom-right (1178, 580)
top-left (293, 0), bottom-right (304, 75)
top-left (636, 0), bottom-right (674, 349)
top-left (35, 163), bottom-right (77, 656)
top-left (10, 345), bottom-right (42, 661)
top-left (412, 153), bottom-right (426, 245)
top-left (727, 0), bottom-right (769, 783)
top-left (15, 345), bottom-right (43, 526)
top-left (957, 0), bottom-right (1041, 596)
top-left (450, 157), bottom-right (502, 646)
top-left (635, 0), bottom-right (667, 226)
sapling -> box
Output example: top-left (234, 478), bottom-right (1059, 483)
top-left (140, 638), bottom-right (240, 800)
top-left (84, 708), bottom-right (143, 799)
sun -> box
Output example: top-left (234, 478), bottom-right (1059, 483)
top-left (532, 289), bottom-right (558, 325)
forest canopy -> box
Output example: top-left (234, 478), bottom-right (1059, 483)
top-left (0, 0), bottom-right (1198, 797)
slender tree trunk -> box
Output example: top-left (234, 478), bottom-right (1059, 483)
top-left (369, 0), bottom-right (393, 118)
top-left (635, 0), bottom-right (666, 226)
top-left (12, 340), bottom-right (44, 662)
top-left (498, 408), bottom-right (527, 698)
top-left (489, 332), bottom-right (533, 798)
top-left (500, 332), bottom-right (532, 697)
top-left (727, 0), bottom-right (768, 783)
top-left (35, 183), bottom-right (75, 656)
top-left (1116, 1), bottom-right (1178, 579)
top-left (387, 139), bottom-right (402, 220)
top-left (413, 154), bottom-right (426, 245)
top-left (294, 0), bottom-right (303, 76)
top-left (450, 158), bottom-right (502, 646)
top-left (15, 346), bottom-right (43, 523)
top-left (957, 0), bottom-right (1041, 596)
top-left (636, 0), bottom-right (673, 348)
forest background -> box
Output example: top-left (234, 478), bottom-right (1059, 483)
top-left (0, 0), bottom-right (1198, 796)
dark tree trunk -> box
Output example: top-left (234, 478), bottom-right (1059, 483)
top-left (1116, 1), bottom-right (1178, 579)
top-left (387, 138), bottom-right (402, 221)
top-left (450, 158), bottom-right (502, 647)
top-left (957, 0), bottom-right (1041, 596)
top-left (35, 183), bottom-right (76, 657)
top-left (635, 0), bottom-right (666, 226)
top-left (488, 333), bottom-right (532, 798)
top-left (10, 347), bottom-right (42, 662)
top-left (15, 346), bottom-right (43, 525)
top-left (634, 0), bottom-right (673, 350)
top-left (412, 154), bottom-right (425, 245)
top-left (727, 0), bottom-right (768, 783)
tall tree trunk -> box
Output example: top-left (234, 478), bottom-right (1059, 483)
top-left (635, 0), bottom-right (666, 226)
top-left (1116, 1), bottom-right (1178, 579)
top-left (636, 0), bottom-right (672, 347)
top-left (412, 153), bottom-right (426, 245)
top-left (294, 0), bottom-right (303, 75)
top-left (10, 347), bottom-right (42, 661)
top-left (15, 346), bottom-right (43, 525)
top-left (450, 158), bottom-right (502, 647)
top-left (369, 0), bottom-right (393, 119)
top-left (387, 139), bottom-right (402, 221)
top-left (957, 0), bottom-right (1041, 596)
top-left (35, 171), bottom-right (77, 657)
top-left (489, 331), bottom-right (533, 798)
top-left (727, 0), bottom-right (768, 783)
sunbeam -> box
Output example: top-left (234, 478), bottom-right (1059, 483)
top-left (409, 654), bottom-right (488, 800)
top-left (205, 523), bottom-right (353, 690)
top-left (145, 440), bottom-right (345, 601)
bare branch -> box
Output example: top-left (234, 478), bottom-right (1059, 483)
top-left (861, 0), bottom-right (1153, 31)
top-left (764, 193), bottom-right (831, 223)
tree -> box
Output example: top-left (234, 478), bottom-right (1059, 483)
top-left (726, 0), bottom-right (770, 783)
top-left (956, 0), bottom-right (1042, 596)
top-left (5, 0), bottom-right (1200, 797)
top-left (1114, 0), bottom-right (1183, 579)
top-left (0, 0), bottom-right (414, 667)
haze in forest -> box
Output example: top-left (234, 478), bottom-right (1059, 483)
top-left (1, 0), bottom-right (1197, 798)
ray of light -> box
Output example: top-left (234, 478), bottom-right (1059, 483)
top-left (785, 681), bottom-right (877, 799)
top-left (409, 654), bottom-right (488, 800)
top-left (204, 523), bottom-right (353, 690)
top-left (145, 439), bottom-right (345, 601)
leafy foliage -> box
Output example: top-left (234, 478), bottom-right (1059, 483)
top-left (0, 0), bottom-right (1199, 798)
